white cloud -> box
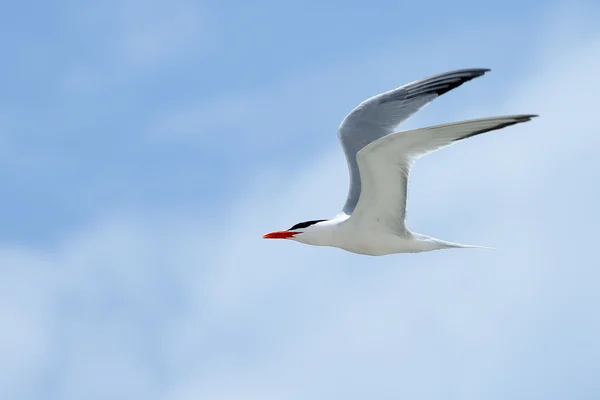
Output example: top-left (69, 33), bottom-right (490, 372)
top-left (0, 249), bottom-right (54, 399)
top-left (2, 5), bottom-right (600, 400)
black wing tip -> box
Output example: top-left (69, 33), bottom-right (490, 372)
top-left (379, 68), bottom-right (492, 104)
top-left (434, 68), bottom-right (491, 95)
top-left (429, 67), bottom-right (491, 80)
top-left (512, 114), bottom-right (539, 122)
top-left (451, 67), bottom-right (491, 75)
top-left (408, 68), bottom-right (492, 98)
top-left (458, 115), bottom-right (539, 141)
top-left (473, 68), bottom-right (491, 78)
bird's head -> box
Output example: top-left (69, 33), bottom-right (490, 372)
top-left (263, 219), bottom-right (327, 241)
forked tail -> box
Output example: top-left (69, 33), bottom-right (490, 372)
top-left (434, 239), bottom-right (499, 251)
top-left (413, 233), bottom-right (498, 251)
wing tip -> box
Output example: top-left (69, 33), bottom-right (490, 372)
top-left (457, 67), bottom-right (491, 75)
top-left (513, 114), bottom-right (540, 122)
top-left (457, 114), bottom-right (539, 141)
top-left (427, 67), bottom-right (492, 77)
top-left (407, 68), bottom-right (492, 98)
top-left (378, 68), bottom-right (492, 104)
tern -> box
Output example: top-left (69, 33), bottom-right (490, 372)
top-left (263, 68), bottom-right (537, 255)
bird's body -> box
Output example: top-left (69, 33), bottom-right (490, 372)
top-left (263, 68), bottom-right (537, 256)
top-left (286, 213), bottom-right (477, 255)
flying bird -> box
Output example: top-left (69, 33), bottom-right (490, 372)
top-left (263, 68), bottom-right (537, 255)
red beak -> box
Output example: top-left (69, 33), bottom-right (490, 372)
top-left (263, 230), bottom-right (299, 239)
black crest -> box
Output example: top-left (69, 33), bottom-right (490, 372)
top-left (289, 220), bottom-right (326, 231)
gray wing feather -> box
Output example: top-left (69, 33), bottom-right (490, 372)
top-left (338, 68), bottom-right (490, 214)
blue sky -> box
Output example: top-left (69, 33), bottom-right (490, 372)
top-left (2, 1), bottom-right (600, 399)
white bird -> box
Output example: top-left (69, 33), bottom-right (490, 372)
top-left (263, 68), bottom-right (537, 256)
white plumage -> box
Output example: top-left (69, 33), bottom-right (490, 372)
top-left (263, 69), bottom-right (537, 256)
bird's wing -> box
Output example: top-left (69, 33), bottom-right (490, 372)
top-left (346, 115), bottom-right (537, 235)
top-left (338, 68), bottom-right (490, 215)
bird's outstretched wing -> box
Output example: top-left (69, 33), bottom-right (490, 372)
top-left (338, 68), bottom-right (490, 214)
top-left (347, 115), bottom-right (537, 234)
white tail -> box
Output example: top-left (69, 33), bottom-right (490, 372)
top-left (413, 233), bottom-right (499, 251)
